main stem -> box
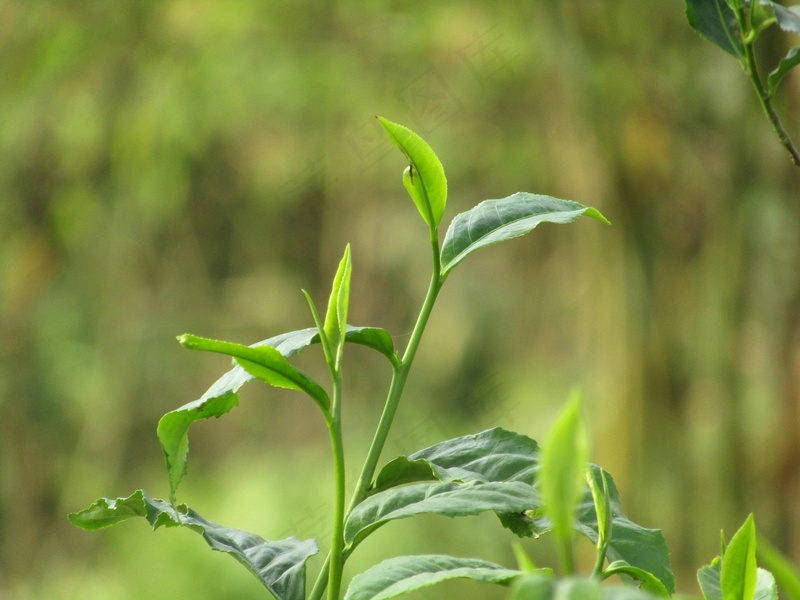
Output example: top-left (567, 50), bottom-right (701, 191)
top-left (348, 233), bottom-right (442, 509)
top-left (310, 233), bottom-right (443, 600)
top-left (326, 373), bottom-right (346, 600)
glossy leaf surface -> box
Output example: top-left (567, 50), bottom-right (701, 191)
top-left (323, 244), bottom-right (352, 369)
top-left (344, 480), bottom-right (540, 548)
top-left (69, 490), bottom-right (318, 600)
top-left (344, 554), bottom-right (519, 600)
top-left (721, 514), bottom-right (757, 600)
top-left (768, 45), bottom-right (800, 96)
top-left (378, 117), bottom-right (447, 229)
top-left (178, 334), bottom-right (329, 406)
top-left (440, 193), bottom-right (609, 276)
top-left (685, 0), bottom-right (744, 58)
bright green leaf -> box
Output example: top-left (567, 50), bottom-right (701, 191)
top-left (178, 334), bottom-right (329, 408)
top-left (685, 0), bottom-right (745, 58)
top-left (603, 561), bottom-right (671, 596)
top-left (344, 480), bottom-right (540, 549)
top-left (343, 554), bottom-right (520, 600)
top-left (323, 244), bottom-right (352, 370)
top-left (721, 514), bottom-right (758, 600)
top-left (157, 390), bottom-right (240, 503)
top-left (757, 536), bottom-right (800, 599)
top-left (768, 46), bottom-right (800, 96)
top-left (586, 466), bottom-right (612, 552)
top-left (540, 392), bottom-right (588, 564)
top-left (69, 490), bottom-right (318, 600)
top-left (439, 193), bottom-right (609, 277)
top-left (163, 326), bottom-right (394, 500)
top-left (378, 117), bottom-right (447, 229)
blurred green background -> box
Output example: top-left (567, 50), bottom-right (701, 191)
top-left (3, 1), bottom-right (800, 598)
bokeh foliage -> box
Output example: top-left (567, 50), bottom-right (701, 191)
top-left (2, 1), bottom-right (800, 598)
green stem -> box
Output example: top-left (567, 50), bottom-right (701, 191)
top-left (738, 7), bottom-right (800, 166)
top-left (326, 372), bottom-right (346, 600)
top-left (591, 540), bottom-right (608, 579)
top-left (347, 232), bottom-right (442, 509)
top-left (559, 538), bottom-right (575, 576)
top-left (310, 233), bottom-right (443, 600)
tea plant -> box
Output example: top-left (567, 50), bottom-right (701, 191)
top-left (685, 0), bottom-right (800, 166)
top-left (69, 118), bottom-right (793, 599)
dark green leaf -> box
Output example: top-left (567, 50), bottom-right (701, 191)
top-left (721, 514), bottom-right (757, 600)
top-left (768, 46), bottom-right (800, 96)
top-left (439, 193), bottom-right (609, 277)
top-left (378, 117), bottom-right (447, 229)
top-left (344, 480), bottom-right (540, 548)
top-left (698, 559), bottom-right (723, 600)
top-left (343, 554), bottom-right (519, 600)
top-left (577, 466), bottom-right (676, 594)
top-left (373, 427), bottom-right (540, 492)
top-left (372, 428), bottom-right (542, 537)
top-left (685, 0), bottom-right (744, 58)
top-left (69, 490), bottom-right (318, 600)
top-left (757, 536), bottom-right (800, 599)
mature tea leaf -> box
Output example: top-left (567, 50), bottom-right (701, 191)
top-left (514, 575), bottom-right (660, 600)
top-left (578, 466), bottom-right (676, 594)
top-left (69, 490), bottom-right (318, 600)
top-left (378, 117), bottom-right (447, 229)
top-left (698, 559), bottom-right (723, 600)
top-left (685, 0), bottom-right (744, 58)
top-left (344, 554), bottom-right (520, 600)
top-left (344, 480), bottom-right (540, 548)
top-left (440, 193), bottom-right (608, 277)
top-left (721, 514), bottom-right (757, 600)
top-left (373, 427), bottom-right (540, 492)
